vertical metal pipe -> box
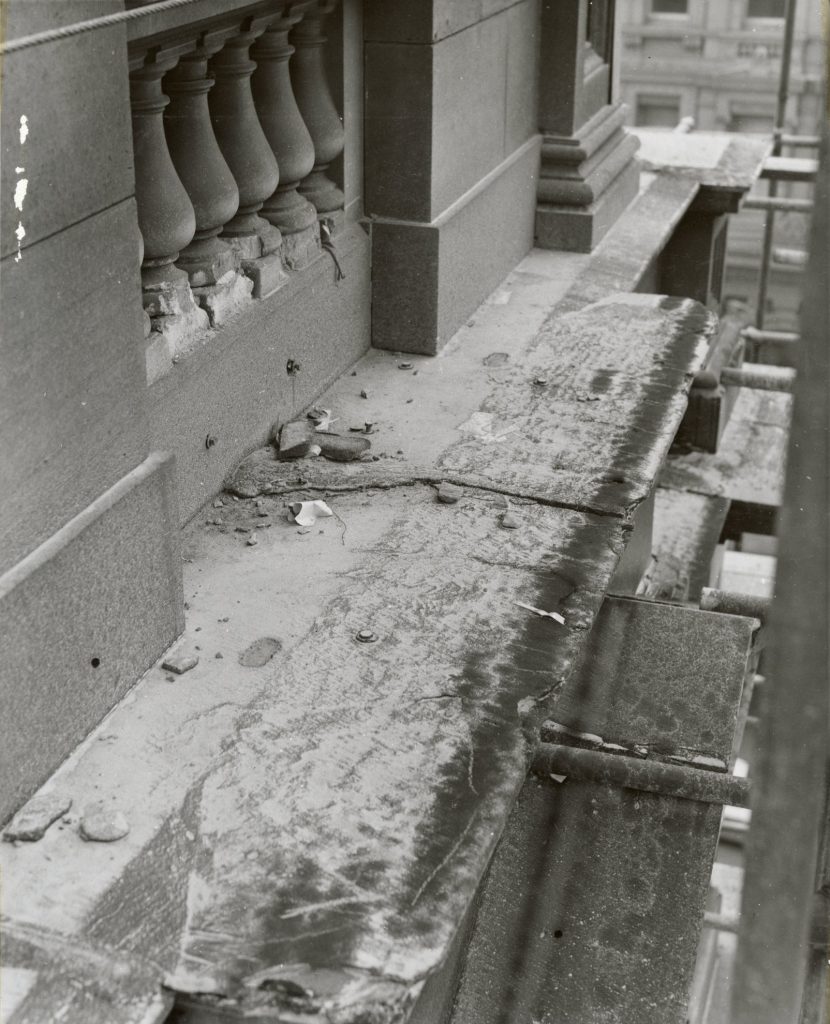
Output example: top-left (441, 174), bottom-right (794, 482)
top-left (755, 0), bottom-right (799, 333)
top-left (732, 125), bottom-right (829, 1024)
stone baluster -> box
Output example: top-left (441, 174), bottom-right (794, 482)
top-left (129, 46), bottom-right (209, 383)
top-left (251, 4), bottom-right (320, 268)
top-left (164, 28), bottom-right (253, 322)
top-left (209, 15), bottom-right (285, 297)
top-left (290, 0), bottom-right (345, 218)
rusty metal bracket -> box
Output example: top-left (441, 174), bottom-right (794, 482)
top-left (532, 742), bottom-right (751, 807)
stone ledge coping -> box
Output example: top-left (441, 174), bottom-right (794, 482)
top-left (1, 173), bottom-right (715, 1024)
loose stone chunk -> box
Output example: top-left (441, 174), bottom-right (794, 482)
top-left (4, 792), bottom-right (72, 842)
top-left (80, 805), bottom-right (130, 842)
top-left (238, 637), bottom-right (282, 668)
top-left (278, 421), bottom-right (314, 460)
top-left (437, 482), bottom-right (463, 504)
top-left (162, 652), bottom-right (199, 675)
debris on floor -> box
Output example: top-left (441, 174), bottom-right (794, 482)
top-left (501, 512), bottom-right (521, 529)
top-left (162, 652), bottom-right (200, 675)
top-left (316, 433), bottom-right (371, 462)
top-left (437, 482), bottom-right (463, 504)
top-left (79, 805), bottom-right (130, 842)
top-left (515, 601), bottom-right (566, 625)
top-left (3, 792), bottom-right (72, 842)
top-left (239, 637), bottom-right (282, 668)
top-left (483, 352), bottom-right (510, 367)
top-left (278, 421), bottom-right (315, 460)
top-left (289, 500), bottom-right (333, 527)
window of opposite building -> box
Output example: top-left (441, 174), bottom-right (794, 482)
top-left (651, 0), bottom-right (689, 14)
top-left (746, 0), bottom-right (786, 18)
top-left (728, 109), bottom-right (774, 132)
top-left (635, 93), bottom-right (681, 127)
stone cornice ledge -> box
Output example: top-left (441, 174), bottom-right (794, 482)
top-left (1, 176), bottom-right (716, 1024)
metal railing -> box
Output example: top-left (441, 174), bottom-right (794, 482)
top-left (728, 0), bottom-right (830, 1013)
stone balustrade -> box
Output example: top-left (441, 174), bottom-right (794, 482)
top-left (291, 0), bottom-right (345, 220)
top-left (252, 2), bottom-right (321, 268)
top-left (209, 14), bottom-right (285, 296)
top-left (127, 0), bottom-right (345, 378)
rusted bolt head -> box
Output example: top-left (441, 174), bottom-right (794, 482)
top-left (533, 376), bottom-right (548, 387)
top-left (355, 629), bottom-right (378, 644)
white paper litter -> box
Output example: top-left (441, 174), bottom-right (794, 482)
top-left (515, 601), bottom-right (566, 625)
top-left (458, 411), bottom-right (519, 445)
top-left (289, 500), bottom-right (334, 526)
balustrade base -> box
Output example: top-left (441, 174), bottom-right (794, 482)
top-left (241, 253), bottom-right (287, 299)
top-left (193, 269), bottom-right (254, 327)
top-left (280, 220), bottom-right (321, 271)
top-left (224, 224), bottom-right (287, 298)
top-left (145, 307), bottom-right (210, 386)
top-left (178, 242), bottom-right (240, 289)
top-left (299, 170), bottom-right (345, 215)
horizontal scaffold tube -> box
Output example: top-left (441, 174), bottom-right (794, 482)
top-left (532, 743), bottom-right (751, 807)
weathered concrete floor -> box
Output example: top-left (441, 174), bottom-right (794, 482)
top-left (1, 172), bottom-right (717, 1024)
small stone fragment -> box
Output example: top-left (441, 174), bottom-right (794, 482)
top-left (256, 510), bottom-right (270, 517)
top-left (239, 637), bottom-right (282, 668)
top-left (483, 352), bottom-right (510, 367)
top-left (80, 805), bottom-right (130, 843)
top-left (360, 389), bottom-right (368, 399)
top-left (4, 792), bottom-right (72, 842)
top-left (212, 499), bottom-right (224, 508)
top-left (437, 482), bottom-right (463, 504)
top-left (493, 494), bottom-right (510, 509)
top-left (317, 433), bottom-right (371, 462)
top-left (246, 534), bottom-right (258, 546)
top-left (501, 512), bottom-right (521, 529)
top-left (278, 420), bottom-right (314, 460)
top-left (254, 499), bottom-right (265, 508)
top-left (162, 652), bottom-right (199, 675)
top-left (215, 652), bottom-right (224, 659)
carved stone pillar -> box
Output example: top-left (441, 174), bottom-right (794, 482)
top-left (129, 46), bottom-right (209, 384)
top-left (164, 29), bottom-right (253, 322)
top-left (536, 0), bottom-right (640, 252)
top-left (291, 0), bottom-right (345, 221)
top-left (209, 15), bottom-right (286, 298)
top-left (252, 5), bottom-right (320, 269)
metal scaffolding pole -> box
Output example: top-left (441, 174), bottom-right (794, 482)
top-left (755, 0), bottom-right (799, 333)
top-left (732, 123), bottom-right (830, 1024)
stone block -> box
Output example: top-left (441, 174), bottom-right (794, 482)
top-left (192, 269), bottom-right (254, 328)
top-left (372, 137), bottom-right (540, 355)
top-left (1, 1), bottom-right (133, 260)
top-left (241, 253), bottom-right (287, 299)
top-left (0, 200), bottom-right (149, 575)
top-left (281, 221), bottom-right (321, 271)
top-left (0, 452), bottom-right (183, 824)
top-left (364, 0), bottom-right (520, 44)
top-left (365, 0), bottom-right (539, 222)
